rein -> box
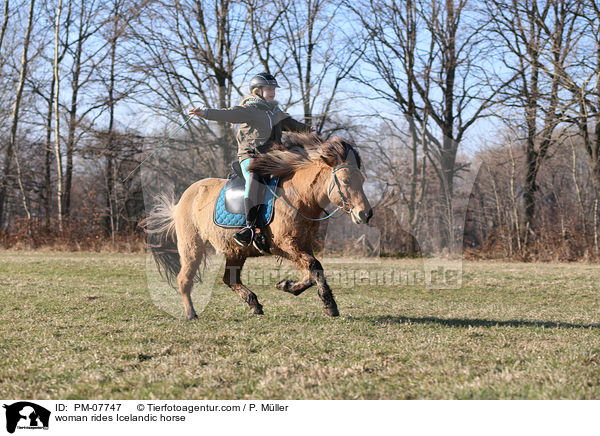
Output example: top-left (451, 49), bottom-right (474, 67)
top-left (266, 163), bottom-right (357, 222)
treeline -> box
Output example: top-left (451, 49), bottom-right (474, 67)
top-left (0, 0), bottom-right (598, 260)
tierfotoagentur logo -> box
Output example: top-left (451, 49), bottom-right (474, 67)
top-left (3, 402), bottom-right (50, 433)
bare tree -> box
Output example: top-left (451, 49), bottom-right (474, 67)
top-left (348, 0), bottom-right (506, 250)
top-left (23, 2), bottom-right (72, 227)
top-left (0, 0), bottom-right (12, 226)
top-left (131, 0), bottom-right (251, 177)
top-left (60, 0), bottom-right (113, 218)
top-left (53, 0), bottom-right (64, 231)
top-left (104, 0), bottom-right (120, 240)
top-left (0, 0), bottom-right (9, 53)
top-left (102, 0), bottom-right (134, 239)
top-left (244, 0), bottom-right (363, 135)
top-left (541, 0), bottom-right (600, 212)
top-left (484, 0), bottom-right (582, 244)
top-left (277, 0), bottom-right (363, 134)
top-left (43, 78), bottom-right (56, 226)
top-left (366, 121), bottom-right (427, 255)
top-left (244, 0), bottom-right (286, 74)
top-left (0, 0), bottom-right (35, 227)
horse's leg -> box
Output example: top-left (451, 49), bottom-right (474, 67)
top-left (275, 243), bottom-right (316, 296)
top-left (275, 252), bottom-right (315, 296)
top-left (310, 257), bottom-right (339, 317)
top-left (223, 256), bottom-right (264, 315)
top-left (275, 274), bottom-right (315, 295)
top-left (280, 250), bottom-right (339, 316)
top-left (177, 237), bottom-right (202, 320)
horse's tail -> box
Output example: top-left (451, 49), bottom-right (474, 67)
top-left (140, 193), bottom-right (180, 287)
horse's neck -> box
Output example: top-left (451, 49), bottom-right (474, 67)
top-left (285, 164), bottom-right (330, 216)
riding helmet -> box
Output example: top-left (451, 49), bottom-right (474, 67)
top-left (249, 73), bottom-right (280, 93)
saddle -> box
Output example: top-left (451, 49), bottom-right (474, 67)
top-left (224, 174), bottom-right (246, 215)
top-left (223, 161), bottom-right (246, 214)
top-left (213, 161), bottom-right (279, 228)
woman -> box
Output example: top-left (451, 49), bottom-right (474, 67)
top-left (189, 73), bottom-right (311, 249)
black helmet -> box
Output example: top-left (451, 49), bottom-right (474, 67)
top-left (249, 73), bottom-right (280, 93)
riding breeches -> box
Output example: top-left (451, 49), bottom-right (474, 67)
top-left (240, 158), bottom-right (257, 200)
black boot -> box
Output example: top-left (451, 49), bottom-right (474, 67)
top-left (233, 198), bottom-right (259, 247)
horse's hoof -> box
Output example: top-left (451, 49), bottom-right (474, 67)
top-left (187, 313), bottom-right (198, 321)
top-left (324, 305), bottom-right (339, 317)
top-left (251, 305), bottom-right (264, 315)
top-left (276, 279), bottom-right (292, 292)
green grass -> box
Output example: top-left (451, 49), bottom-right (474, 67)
top-left (1, 251), bottom-right (599, 399)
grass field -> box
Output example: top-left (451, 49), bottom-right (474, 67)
top-left (1, 251), bottom-right (599, 399)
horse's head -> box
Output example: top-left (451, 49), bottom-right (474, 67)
top-left (321, 137), bottom-right (373, 225)
top-left (248, 133), bottom-right (373, 224)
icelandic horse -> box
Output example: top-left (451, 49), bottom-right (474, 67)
top-left (143, 133), bottom-right (372, 319)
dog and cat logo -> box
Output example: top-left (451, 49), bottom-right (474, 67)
top-left (2, 402), bottom-right (50, 433)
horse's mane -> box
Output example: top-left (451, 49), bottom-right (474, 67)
top-left (248, 133), bottom-right (362, 177)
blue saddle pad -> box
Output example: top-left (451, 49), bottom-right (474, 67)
top-left (213, 177), bottom-right (279, 228)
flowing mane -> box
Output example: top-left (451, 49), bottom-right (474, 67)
top-left (248, 133), bottom-right (362, 177)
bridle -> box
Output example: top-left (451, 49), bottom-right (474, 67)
top-left (327, 164), bottom-right (357, 214)
top-left (266, 163), bottom-right (360, 222)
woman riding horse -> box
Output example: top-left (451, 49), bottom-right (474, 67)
top-left (144, 133), bottom-right (373, 320)
top-left (189, 73), bottom-right (311, 250)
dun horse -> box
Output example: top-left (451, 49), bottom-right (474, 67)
top-left (143, 133), bottom-right (372, 319)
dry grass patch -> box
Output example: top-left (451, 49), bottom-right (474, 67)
top-left (1, 252), bottom-right (599, 399)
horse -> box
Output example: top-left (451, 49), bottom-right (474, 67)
top-left (142, 133), bottom-right (373, 320)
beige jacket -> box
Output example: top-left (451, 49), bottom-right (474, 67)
top-left (204, 95), bottom-right (309, 161)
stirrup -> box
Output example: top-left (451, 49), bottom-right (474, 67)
top-left (233, 226), bottom-right (254, 247)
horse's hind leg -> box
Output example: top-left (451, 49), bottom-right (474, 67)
top-left (177, 235), bottom-right (202, 320)
top-left (223, 256), bottom-right (264, 315)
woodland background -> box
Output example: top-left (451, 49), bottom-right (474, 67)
top-left (0, 0), bottom-right (599, 261)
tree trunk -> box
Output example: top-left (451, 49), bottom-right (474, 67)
top-left (523, 146), bottom-right (538, 238)
top-left (0, 0), bottom-right (9, 52)
top-left (0, 0), bottom-right (35, 228)
top-left (405, 0), bottom-right (425, 256)
top-left (54, 0), bottom-right (64, 232)
top-left (63, 0), bottom-right (87, 218)
top-left (43, 77), bottom-right (56, 227)
top-left (215, 0), bottom-right (235, 173)
top-left (437, 0), bottom-right (457, 250)
top-left (302, 0), bottom-right (314, 127)
top-left (105, 1), bottom-right (118, 238)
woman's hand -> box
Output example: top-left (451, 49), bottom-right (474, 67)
top-left (189, 107), bottom-right (206, 117)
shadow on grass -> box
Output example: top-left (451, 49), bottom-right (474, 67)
top-left (366, 315), bottom-right (600, 330)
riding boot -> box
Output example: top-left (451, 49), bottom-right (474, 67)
top-left (250, 175), bottom-right (271, 253)
top-left (233, 198), bottom-right (259, 247)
